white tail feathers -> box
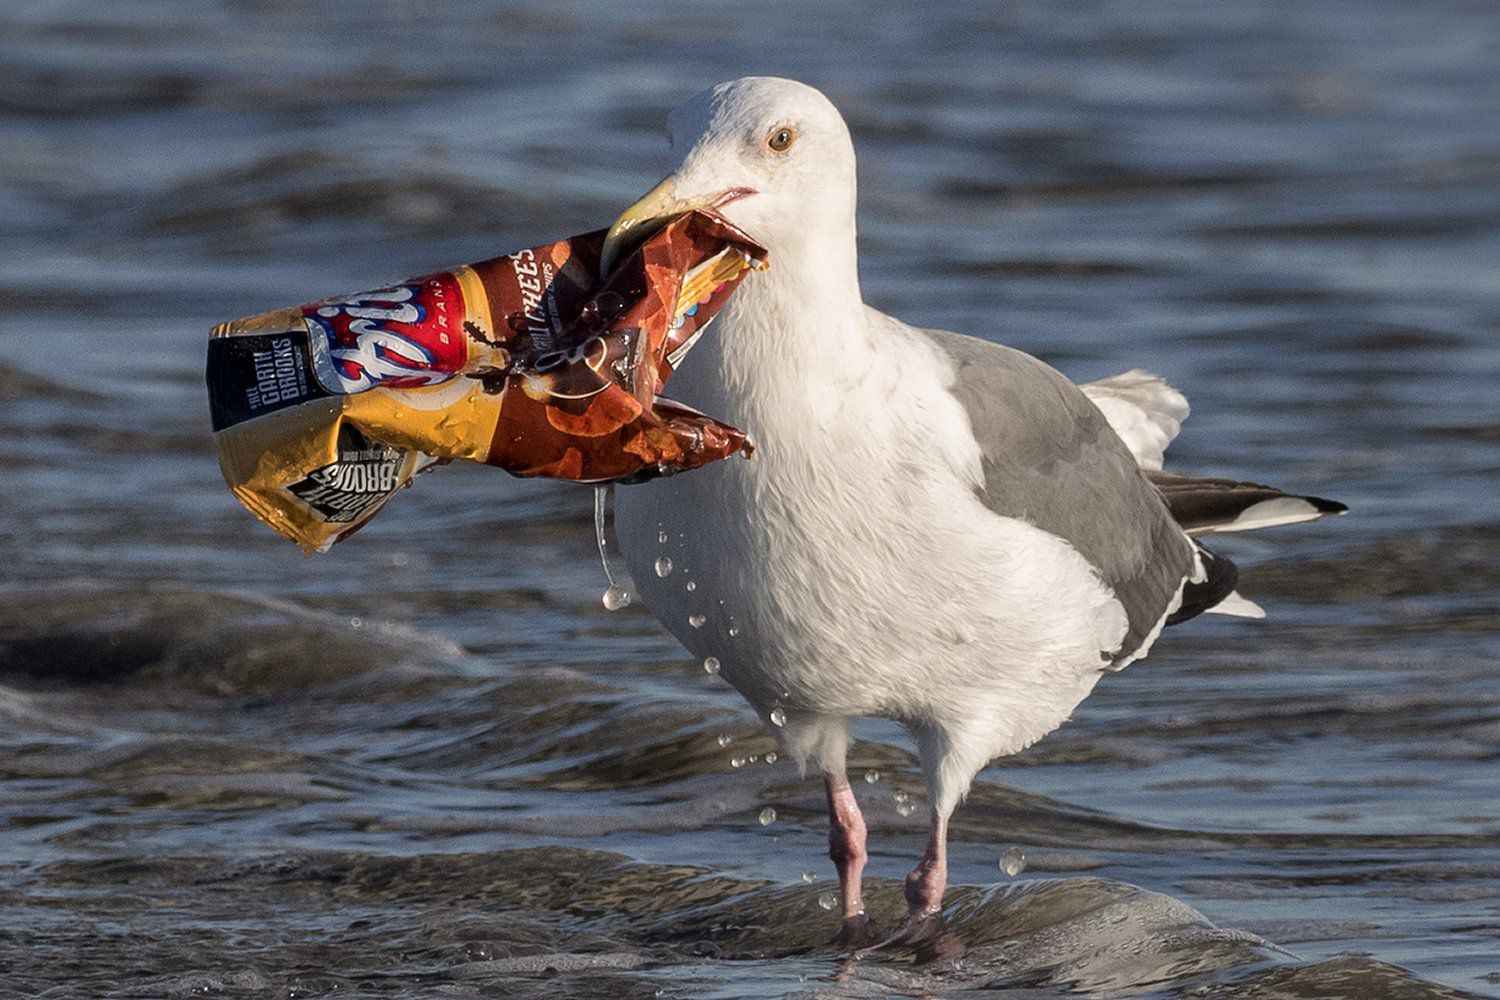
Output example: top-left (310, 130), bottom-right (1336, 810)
top-left (1081, 370), bottom-right (1189, 471)
top-left (1205, 590), bottom-right (1266, 619)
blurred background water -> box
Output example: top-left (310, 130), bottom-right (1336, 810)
top-left (1, 1), bottom-right (1498, 997)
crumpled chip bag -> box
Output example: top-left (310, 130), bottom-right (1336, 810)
top-left (207, 210), bottom-right (767, 553)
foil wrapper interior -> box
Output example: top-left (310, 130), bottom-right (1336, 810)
top-left (207, 210), bottom-right (767, 553)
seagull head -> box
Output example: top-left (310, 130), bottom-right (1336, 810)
top-left (600, 77), bottom-right (858, 276)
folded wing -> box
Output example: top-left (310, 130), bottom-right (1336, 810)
top-left (1082, 369), bottom-right (1347, 622)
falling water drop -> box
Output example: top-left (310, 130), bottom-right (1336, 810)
top-left (896, 800), bottom-right (917, 817)
top-left (730, 756), bottom-right (746, 769)
top-left (716, 733), bottom-right (732, 747)
top-left (764, 751), bottom-right (778, 764)
top-left (658, 528), bottom-right (668, 544)
top-left (654, 555), bottom-right (673, 578)
top-left (594, 486), bottom-right (631, 611)
top-left (818, 892), bottom-right (838, 911)
top-left (727, 624), bottom-right (740, 637)
top-left (688, 614), bottom-right (706, 629)
top-left (802, 870), bottom-right (817, 883)
top-left (769, 706), bottom-right (787, 727)
top-left (864, 770), bottom-right (880, 784)
top-left (1000, 846), bottom-right (1026, 877)
top-left (685, 580), bottom-right (697, 592)
top-left (702, 656), bottom-right (720, 675)
top-left (758, 807), bottom-right (777, 826)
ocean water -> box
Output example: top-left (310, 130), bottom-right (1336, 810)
top-left (2, 1), bottom-right (1498, 996)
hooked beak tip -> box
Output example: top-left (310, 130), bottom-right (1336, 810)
top-left (599, 176), bottom-right (678, 279)
top-left (599, 179), bottom-right (756, 279)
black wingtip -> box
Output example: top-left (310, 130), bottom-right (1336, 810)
top-left (1307, 495), bottom-right (1349, 516)
top-left (1166, 543), bottom-right (1240, 628)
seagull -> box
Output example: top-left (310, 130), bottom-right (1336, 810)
top-left (602, 77), bottom-right (1345, 951)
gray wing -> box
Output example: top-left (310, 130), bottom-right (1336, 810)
top-left (921, 325), bottom-right (1195, 665)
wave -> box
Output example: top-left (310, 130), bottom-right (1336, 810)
top-left (0, 583), bottom-right (468, 694)
top-left (23, 848), bottom-right (1477, 998)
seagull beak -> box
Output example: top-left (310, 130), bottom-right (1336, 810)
top-left (599, 176), bottom-right (755, 278)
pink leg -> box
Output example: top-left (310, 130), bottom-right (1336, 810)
top-left (825, 773), bottom-right (880, 947)
top-left (903, 812), bottom-right (948, 919)
top-left (858, 809), bottom-right (962, 962)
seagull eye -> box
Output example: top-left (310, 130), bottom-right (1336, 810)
top-left (765, 125), bottom-right (797, 153)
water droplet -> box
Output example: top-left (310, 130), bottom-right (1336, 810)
top-left (658, 529), bottom-right (668, 544)
top-left (462, 942), bottom-right (493, 962)
top-left (758, 806), bottom-right (777, 826)
top-left (748, 754), bottom-right (759, 763)
top-left (595, 290), bottom-right (625, 317)
top-left (769, 706), bottom-right (786, 727)
top-left (1000, 846), bottom-right (1026, 877)
top-left (349, 616), bottom-right (363, 629)
top-left (594, 487), bottom-right (630, 611)
top-left (892, 789), bottom-right (910, 804)
top-left (896, 800), bottom-right (917, 817)
top-left (702, 656), bottom-right (720, 675)
top-left (818, 892), bottom-right (838, 911)
top-left (764, 751), bottom-right (778, 764)
top-left (864, 770), bottom-right (880, 784)
top-left (685, 580), bottom-right (696, 592)
top-left (716, 733), bottom-right (732, 747)
top-left (802, 870), bottom-right (817, 883)
top-left (730, 756), bottom-right (746, 769)
top-left (654, 555), bottom-right (673, 577)
top-left (728, 624), bottom-right (740, 637)
top-left (688, 614), bottom-right (706, 628)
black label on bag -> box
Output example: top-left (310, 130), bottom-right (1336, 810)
top-left (286, 425), bottom-right (406, 523)
top-left (207, 328), bottom-right (331, 431)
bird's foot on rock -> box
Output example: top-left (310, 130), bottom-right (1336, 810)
top-left (856, 912), bottom-right (965, 965)
top-left (830, 912), bottom-right (883, 950)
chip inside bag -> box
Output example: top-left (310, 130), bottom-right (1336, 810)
top-left (207, 210), bottom-right (767, 553)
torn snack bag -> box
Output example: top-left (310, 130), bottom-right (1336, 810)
top-left (207, 210), bottom-right (767, 553)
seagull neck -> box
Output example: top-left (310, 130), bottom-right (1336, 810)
top-left (773, 225), bottom-right (862, 299)
top-left (672, 224), bottom-right (872, 421)
top-left (734, 231), bottom-right (866, 352)
top-left (693, 244), bottom-right (871, 431)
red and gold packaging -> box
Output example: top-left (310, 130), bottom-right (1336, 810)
top-left (207, 211), bottom-right (766, 553)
